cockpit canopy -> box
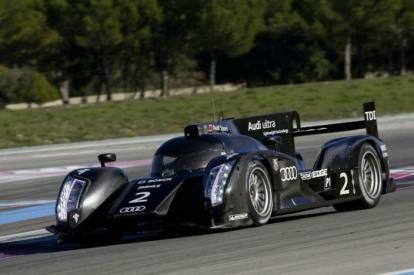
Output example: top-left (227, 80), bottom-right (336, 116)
top-left (151, 135), bottom-right (225, 177)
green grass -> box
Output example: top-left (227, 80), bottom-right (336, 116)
top-left (1, 75), bottom-right (414, 149)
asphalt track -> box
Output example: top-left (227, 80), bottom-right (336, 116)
top-left (1, 115), bottom-right (414, 274)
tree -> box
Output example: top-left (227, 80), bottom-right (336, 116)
top-left (236, 0), bottom-right (333, 85)
top-left (74, 0), bottom-right (123, 101)
top-left (395, 0), bottom-right (414, 75)
top-left (0, 66), bottom-right (59, 106)
top-left (117, 0), bottom-right (162, 98)
top-left (329, 0), bottom-right (400, 80)
top-left (198, 0), bottom-right (265, 93)
top-left (154, 0), bottom-right (201, 96)
top-left (0, 0), bottom-right (60, 67)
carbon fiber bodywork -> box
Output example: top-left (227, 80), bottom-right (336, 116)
top-left (49, 102), bottom-right (395, 238)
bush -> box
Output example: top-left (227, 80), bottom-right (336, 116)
top-left (0, 65), bottom-right (20, 106)
top-left (21, 70), bottom-right (60, 104)
top-left (0, 66), bottom-right (59, 107)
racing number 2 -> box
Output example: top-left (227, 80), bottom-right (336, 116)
top-left (129, 192), bottom-right (150, 204)
top-left (339, 172), bottom-right (355, 196)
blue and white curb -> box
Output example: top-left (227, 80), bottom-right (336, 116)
top-left (0, 201), bottom-right (55, 225)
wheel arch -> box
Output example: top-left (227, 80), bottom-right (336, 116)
top-left (314, 135), bottom-right (390, 193)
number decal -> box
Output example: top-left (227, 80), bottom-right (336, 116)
top-left (129, 191), bottom-right (150, 204)
top-left (350, 170), bottom-right (356, 194)
top-left (339, 172), bottom-right (350, 195)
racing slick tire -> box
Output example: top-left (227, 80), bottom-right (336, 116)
top-left (334, 143), bottom-right (382, 211)
top-left (246, 160), bottom-right (273, 225)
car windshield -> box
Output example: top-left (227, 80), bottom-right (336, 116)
top-left (151, 137), bottom-right (225, 177)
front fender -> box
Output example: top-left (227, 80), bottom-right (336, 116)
top-left (55, 167), bottom-right (128, 232)
top-left (209, 151), bottom-right (284, 228)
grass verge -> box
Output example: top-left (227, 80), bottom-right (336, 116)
top-left (1, 75), bottom-right (414, 149)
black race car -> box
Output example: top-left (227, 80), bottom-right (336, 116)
top-left (48, 102), bottom-right (395, 242)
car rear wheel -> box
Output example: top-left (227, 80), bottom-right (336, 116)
top-left (246, 161), bottom-right (273, 225)
top-left (334, 143), bottom-right (382, 211)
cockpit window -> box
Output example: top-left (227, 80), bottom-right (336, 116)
top-left (151, 136), bottom-right (224, 177)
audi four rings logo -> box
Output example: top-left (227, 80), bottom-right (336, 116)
top-left (280, 166), bottom-right (298, 182)
top-left (119, 206), bottom-right (146, 213)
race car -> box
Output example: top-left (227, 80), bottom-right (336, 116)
top-left (48, 102), bottom-right (395, 243)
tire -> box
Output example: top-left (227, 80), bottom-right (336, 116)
top-left (245, 160), bottom-right (273, 225)
top-left (334, 143), bottom-right (382, 211)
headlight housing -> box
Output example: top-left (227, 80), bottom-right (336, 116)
top-left (56, 176), bottom-right (87, 222)
top-left (205, 160), bottom-right (235, 207)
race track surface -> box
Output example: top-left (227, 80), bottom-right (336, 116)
top-left (1, 117), bottom-right (414, 275)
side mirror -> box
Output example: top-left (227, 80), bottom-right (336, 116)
top-left (98, 153), bottom-right (116, 167)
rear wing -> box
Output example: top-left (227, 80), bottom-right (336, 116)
top-left (293, 102), bottom-right (378, 138)
top-left (185, 102), bottom-right (379, 156)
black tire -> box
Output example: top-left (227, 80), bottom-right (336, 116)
top-left (245, 160), bottom-right (273, 225)
top-left (334, 143), bottom-right (382, 212)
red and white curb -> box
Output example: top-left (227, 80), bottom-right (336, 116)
top-left (390, 166), bottom-right (414, 181)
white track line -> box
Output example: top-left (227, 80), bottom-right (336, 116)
top-left (0, 200), bottom-right (55, 207)
top-left (0, 134), bottom-right (176, 157)
top-left (378, 268), bottom-right (414, 275)
top-left (0, 229), bottom-right (52, 243)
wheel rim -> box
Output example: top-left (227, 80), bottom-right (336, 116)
top-left (248, 167), bottom-right (271, 216)
top-left (360, 151), bottom-right (381, 200)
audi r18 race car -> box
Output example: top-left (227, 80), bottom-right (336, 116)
top-left (48, 102), bottom-right (395, 243)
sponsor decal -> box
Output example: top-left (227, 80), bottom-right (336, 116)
top-left (299, 169), bottom-right (328, 180)
top-left (208, 124), bottom-right (229, 133)
top-left (324, 177), bottom-right (331, 191)
top-left (380, 144), bottom-right (388, 157)
top-left (272, 159), bottom-right (279, 171)
top-left (364, 111), bottom-right (376, 121)
top-left (77, 169), bottom-right (90, 175)
top-left (263, 129), bottom-right (289, 136)
top-left (72, 213), bottom-right (80, 223)
top-left (300, 172), bottom-right (311, 180)
top-left (137, 184), bottom-right (160, 190)
top-left (147, 177), bottom-right (172, 183)
top-left (280, 166), bottom-right (297, 182)
top-left (119, 205), bottom-right (146, 213)
top-left (312, 169), bottom-right (328, 178)
top-left (247, 120), bottom-right (276, 131)
top-left (229, 213), bottom-right (248, 221)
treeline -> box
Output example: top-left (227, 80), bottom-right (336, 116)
top-left (0, 0), bottom-right (413, 105)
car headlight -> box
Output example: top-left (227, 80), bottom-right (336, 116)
top-left (205, 160), bottom-right (235, 207)
top-left (56, 177), bottom-right (87, 222)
